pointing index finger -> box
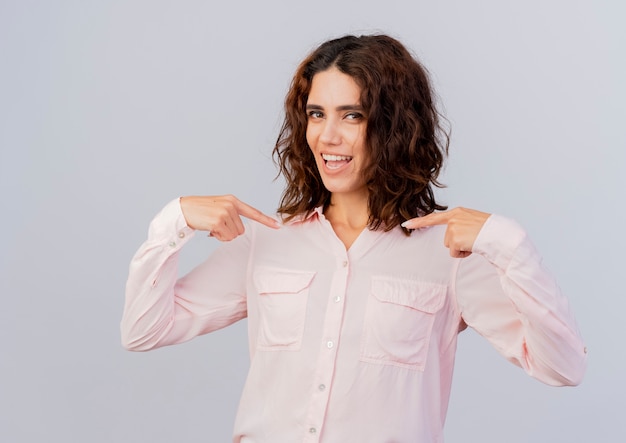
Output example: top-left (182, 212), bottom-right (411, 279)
top-left (235, 199), bottom-right (281, 229)
top-left (402, 211), bottom-right (451, 230)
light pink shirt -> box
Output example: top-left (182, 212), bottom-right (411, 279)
top-left (122, 199), bottom-right (586, 443)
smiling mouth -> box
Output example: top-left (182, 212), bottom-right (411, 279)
top-left (322, 153), bottom-right (353, 170)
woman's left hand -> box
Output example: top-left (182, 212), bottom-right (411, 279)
top-left (402, 207), bottom-right (491, 258)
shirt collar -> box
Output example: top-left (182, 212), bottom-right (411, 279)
top-left (281, 206), bottom-right (324, 225)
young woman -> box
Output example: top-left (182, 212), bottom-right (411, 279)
top-left (122, 34), bottom-right (586, 442)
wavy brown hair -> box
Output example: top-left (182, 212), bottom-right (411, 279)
top-left (273, 34), bottom-right (449, 234)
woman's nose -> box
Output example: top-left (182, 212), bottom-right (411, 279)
top-left (319, 119), bottom-right (341, 145)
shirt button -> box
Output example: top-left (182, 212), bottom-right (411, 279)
top-left (169, 242), bottom-right (176, 248)
top-left (342, 260), bottom-right (348, 267)
top-left (178, 231), bottom-right (185, 239)
top-left (334, 295), bottom-right (341, 303)
top-left (309, 427), bottom-right (317, 434)
top-left (318, 384), bottom-right (326, 391)
top-left (326, 340), bottom-right (334, 349)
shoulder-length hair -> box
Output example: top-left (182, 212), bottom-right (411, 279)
top-left (273, 34), bottom-right (449, 234)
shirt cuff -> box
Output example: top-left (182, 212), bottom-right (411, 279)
top-left (147, 197), bottom-right (196, 251)
top-left (472, 214), bottom-right (527, 269)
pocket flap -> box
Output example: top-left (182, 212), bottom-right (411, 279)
top-left (254, 267), bottom-right (316, 295)
top-left (371, 277), bottom-right (446, 313)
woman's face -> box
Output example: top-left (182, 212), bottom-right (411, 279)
top-left (306, 67), bottom-right (368, 198)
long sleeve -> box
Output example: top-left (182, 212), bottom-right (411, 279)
top-left (455, 214), bottom-right (587, 386)
top-left (121, 198), bottom-right (250, 351)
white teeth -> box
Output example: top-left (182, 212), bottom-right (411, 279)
top-left (322, 154), bottom-right (352, 161)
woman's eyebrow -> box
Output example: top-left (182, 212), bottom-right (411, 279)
top-left (305, 104), bottom-right (363, 111)
top-left (336, 104), bottom-right (363, 111)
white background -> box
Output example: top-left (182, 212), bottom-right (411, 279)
top-left (1, 1), bottom-right (624, 442)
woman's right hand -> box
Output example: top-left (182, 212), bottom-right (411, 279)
top-left (180, 195), bottom-right (280, 241)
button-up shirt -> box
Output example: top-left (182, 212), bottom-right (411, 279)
top-left (122, 199), bottom-right (586, 443)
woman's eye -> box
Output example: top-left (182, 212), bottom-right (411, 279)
top-left (345, 112), bottom-right (364, 120)
top-left (308, 110), bottom-right (323, 119)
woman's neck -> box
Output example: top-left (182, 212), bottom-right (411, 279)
top-left (324, 191), bottom-right (369, 250)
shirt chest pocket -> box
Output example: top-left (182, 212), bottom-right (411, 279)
top-left (360, 277), bottom-right (447, 370)
top-left (253, 268), bottom-right (316, 351)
